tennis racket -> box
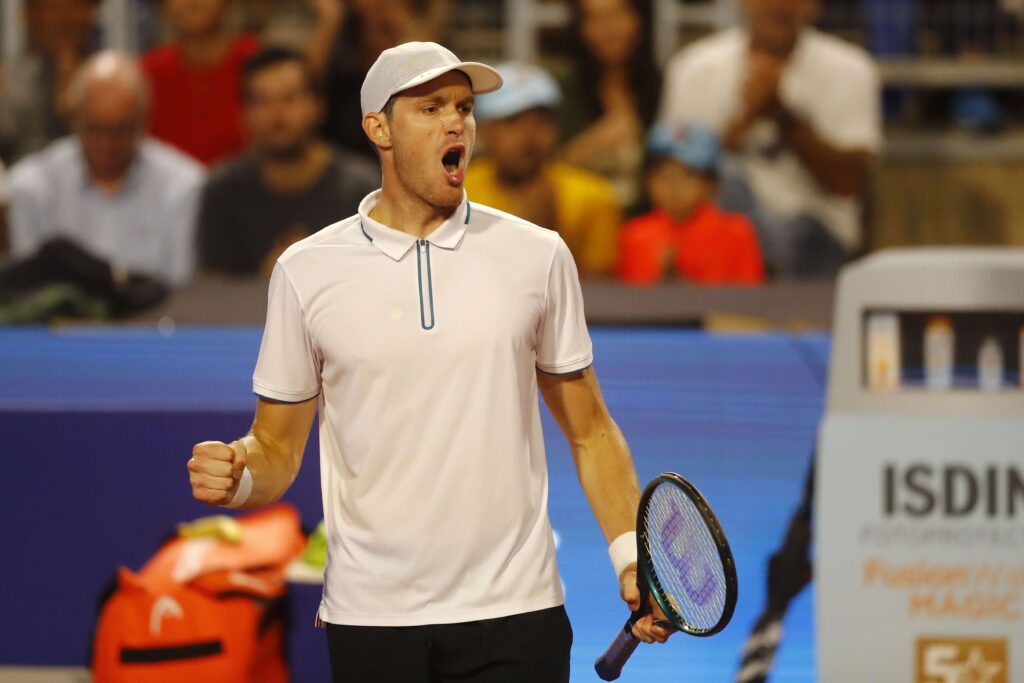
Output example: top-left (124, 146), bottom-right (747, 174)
top-left (594, 472), bottom-right (738, 681)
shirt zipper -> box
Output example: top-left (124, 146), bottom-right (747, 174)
top-left (416, 239), bottom-right (435, 330)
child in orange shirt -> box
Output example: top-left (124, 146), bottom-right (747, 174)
top-left (617, 121), bottom-right (765, 285)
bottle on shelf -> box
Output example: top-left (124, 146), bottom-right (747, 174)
top-left (924, 316), bottom-right (954, 390)
top-left (866, 312), bottom-right (900, 392)
top-left (977, 336), bottom-right (1004, 391)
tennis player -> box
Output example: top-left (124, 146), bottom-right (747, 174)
top-left (187, 41), bottom-right (671, 681)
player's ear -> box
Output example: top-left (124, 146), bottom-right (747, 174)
top-left (363, 112), bottom-right (392, 151)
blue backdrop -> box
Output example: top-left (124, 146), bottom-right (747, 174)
top-left (0, 327), bottom-right (827, 682)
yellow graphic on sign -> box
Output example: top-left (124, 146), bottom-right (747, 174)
top-left (917, 638), bottom-right (1008, 683)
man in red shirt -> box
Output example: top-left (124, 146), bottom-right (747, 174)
top-left (617, 121), bottom-right (765, 285)
top-left (142, 0), bottom-right (259, 166)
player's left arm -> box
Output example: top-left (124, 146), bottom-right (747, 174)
top-left (538, 366), bottom-right (670, 643)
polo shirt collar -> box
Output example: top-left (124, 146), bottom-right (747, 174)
top-left (358, 190), bottom-right (471, 261)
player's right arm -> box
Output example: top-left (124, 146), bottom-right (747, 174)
top-left (188, 396), bottom-right (317, 509)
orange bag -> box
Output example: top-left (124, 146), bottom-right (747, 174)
top-left (92, 505), bottom-right (304, 683)
top-left (140, 505), bottom-right (305, 586)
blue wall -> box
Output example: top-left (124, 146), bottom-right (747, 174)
top-left (0, 327), bottom-right (827, 681)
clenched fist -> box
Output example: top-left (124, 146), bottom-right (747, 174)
top-left (188, 440), bottom-right (247, 506)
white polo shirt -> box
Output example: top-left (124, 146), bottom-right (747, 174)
top-left (659, 27), bottom-right (881, 252)
top-left (253, 190), bottom-right (593, 626)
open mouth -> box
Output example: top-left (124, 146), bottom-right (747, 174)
top-left (441, 145), bottom-right (465, 185)
top-left (443, 149), bottom-right (460, 173)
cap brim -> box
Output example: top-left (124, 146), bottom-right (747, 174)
top-left (393, 61), bottom-right (504, 99)
top-left (475, 94), bottom-right (560, 122)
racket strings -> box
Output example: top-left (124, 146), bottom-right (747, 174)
top-left (642, 485), bottom-right (728, 632)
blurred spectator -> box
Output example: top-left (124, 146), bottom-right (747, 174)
top-left (560, 0), bottom-right (661, 209)
top-left (198, 47), bottom-right (378, 278)
top-left (8, 51), bottom-right (204, 287)
top-left (660, 0), bottom-right (881, 278)
top-left (926, 0), bottom-right (1008, 131)
top-left (466, 62), bottom-right (621, 279)
top-left (307, 0), bottom-right (449, 160)
top-left (861, 0), bottom-right (914, 56)
top-left (618, 122), bottom-right (764, 286)
top-left (248, 0), bottom-right (317, 50)
top-left (859, 0), bottom-right (913, 121)
top-left (0, 0), bottom-right (99, 164)
top-left (142, 0), bottom-right (259, 165)
top-left (858, 0), bottom-right (1018, 129)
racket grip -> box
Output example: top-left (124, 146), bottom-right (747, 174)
top-left (594, 620), bottom-right (641, 681)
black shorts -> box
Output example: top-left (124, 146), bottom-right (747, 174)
top-left (325, 605), bottom-right (573, 683)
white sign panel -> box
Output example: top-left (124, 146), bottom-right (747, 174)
top-left (816, 415), bottom-right (1023, 683)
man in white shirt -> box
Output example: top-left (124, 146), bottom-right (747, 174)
top-left (660, 0), bottom-right (881, 278)
top-left (187, 42), bottom-right (671, 681)
top-left (7, 51), bottom-right (203, 287)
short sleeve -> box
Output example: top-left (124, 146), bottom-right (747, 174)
top-left (658, 46), bottom-right (734, 131)
top-left (252, 264), bottom-right (322, 402)
top-left (815, 56), bottom-right (882, 152)
top-left (659, 51), bottom-right (703, 123)
top-left (536, 238), bottom-right (593, 374)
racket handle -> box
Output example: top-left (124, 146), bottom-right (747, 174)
top-left (594, 619), bottom-right (641, 681)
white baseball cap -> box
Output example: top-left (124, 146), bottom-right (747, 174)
top-left (360, 42), bottom-right (504, 116)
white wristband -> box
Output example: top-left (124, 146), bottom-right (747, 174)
top-left (608, 531), bottom-right (638, 579)
top-left (225, 467), bottom-right (253, 508)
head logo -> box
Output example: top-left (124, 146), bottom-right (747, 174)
top-left (149, 595), bottom-right (183, 637)
top-left (917, 638), bottom-right (1007, 683)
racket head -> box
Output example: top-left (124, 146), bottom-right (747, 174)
top-left (636, 472), bottom-right (738, 637)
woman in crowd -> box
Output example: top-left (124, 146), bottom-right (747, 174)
top-left (560, 0), bottom-right (662, 210)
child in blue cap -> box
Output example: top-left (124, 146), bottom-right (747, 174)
top-left (617, 121), bottom-right (764, 284)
